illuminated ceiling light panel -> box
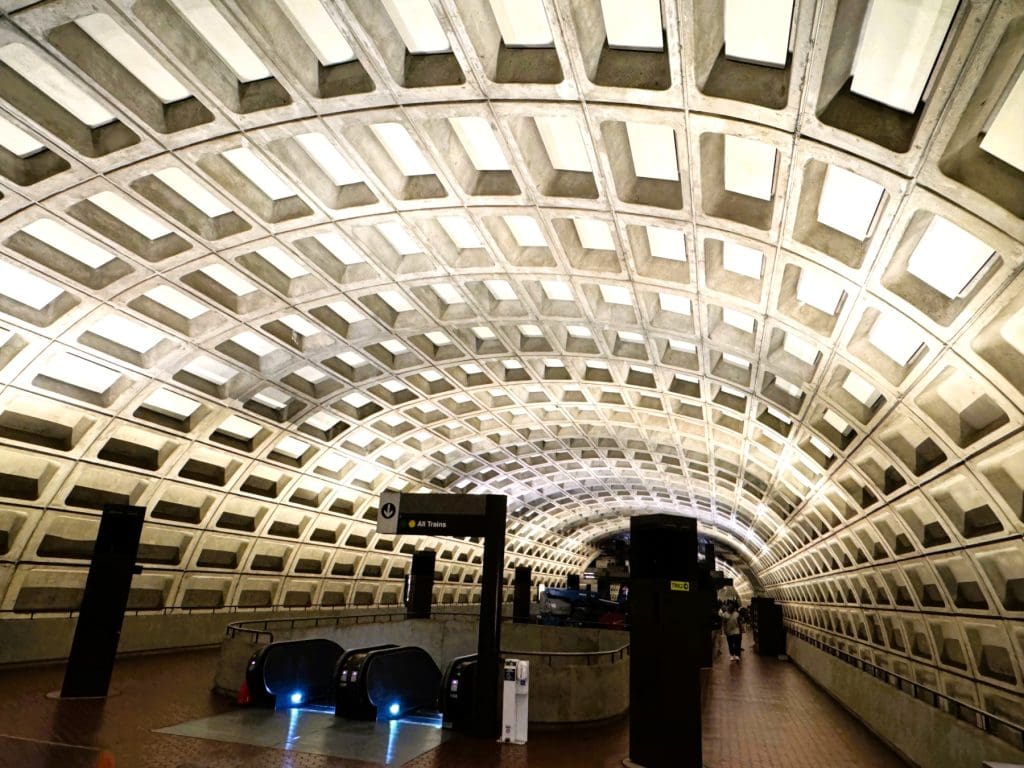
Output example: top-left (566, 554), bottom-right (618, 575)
top-left (723, 0), bottom-right (793, 68)
top-left (0, 43), bottom-right (114, 128)
top-left (50, 352), bottom-right (120, 392)
top-left (722, 308), bottom-right (755, 333)
top-left (505, 215), bottom-right (547, 247)
top-left (22, 219), bottom-right (115, 268)
top-left (279, 314), bottom-right (319, 337)
top-left (850, 0), bottom-right (957, 113)
top-left (488, 0), bottom-right (554, 47)
top-left (439, 216), bottom-right (483, 249)
top-left (796, 268), bottom-right (845, 315)
top-left (153, 168), bottom-right (231, 217)
top-left (370, 122), bottom-right (434, 176)
top-left (782, 332), bottom-right (818, 365)
top-left (646, 226), bottom-right (686, 261)
top-left (534, 116), bottom-right (591, 173)
top-left (723, 135), bottom-right (777, 201)
top-left (980, 68), bottom-right (1024, 172)
top-left (0, 261), bottom-right (63, 310)
top-left (541, 280), bottom-right (574, 301)
top-left (0, 114), bottom-right (43, 158)
top-left (842, 371), bottom-right (881, 407)
top-left (222, 147), bottom-right (295, 200)
top-left (381, 0), bottom-right (451, 54)
top-left (816, 165), bottom-right (885, 241)
top-left (218, 414), bottom-right (262, 440)
top-left (89, 315), bottom-right (162, 353)
top-left (144, 387), bottom-right (200, 420)
top-left (377, 221), bottom-right (422, 255)
top-left (200, 263), bottom-right (257, 296)
top-left (601, 0), bottom-right (663, 50)
top-left (431, 283), bottom-right (464, 304)
top-left (169, 0), bottom-right (272, 82)
top-left (378, 289), bottom-right (414, 313)
top-left (276, 0), bottom-right (355, 64)
top-left (868, 312), bottom-right (924, 366)
top-left (722, 241), bottom-right (763, 279)
top-left (88, 191), bottom-right (172, 240)
top-left (574, 219), bottom-right (616, 251)
top-left (658, 293), bottom-right (692, 315)
top-left (599, 284), bottom-right (633, 306)
top-left (295, 133), bottom-right (361, 186)
top-left (314, 233), bottom-right (363, 265)
top-left (144, 285), bottom-right (207, 319)
top-left (907, 216), bottom-right (994, 299)
top-left (76, 13), bottom-right (191, 103)
top-left (625, 122), bottom-right (678, 181)
top-left (257, 247), bottom-right (309, 278)
top-left (449, 116), bottom-right (510, 171)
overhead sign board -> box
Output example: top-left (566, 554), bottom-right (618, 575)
top-left (377, 491), bottom-right (496, 537)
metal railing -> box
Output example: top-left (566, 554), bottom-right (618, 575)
top-left (789, 628), bottom-right (1024, 752)
top-left (502, 642), bottom-right (631, 667)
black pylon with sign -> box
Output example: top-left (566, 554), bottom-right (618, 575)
top-left (628, 514), bottom-right (701, 768)
top-left (406, 550), bottom-right (436, 619)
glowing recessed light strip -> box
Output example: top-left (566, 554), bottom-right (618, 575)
top-left (370, 122), bottom-right (434, 177)
top-left (275, 0), bottom-right (355, 65)
top-left (625, 122), bottom-right (678, 181)
top-left (223, 147), bottom-right (295, 200)
top-left (200, 263), bottom-right (258, 296)
top-left (535, 116), bottom-right (591, 173)
top-left (295, 133), bottom-right (361, 186)
top-left (75, 13), bottom-right (191, 103)
top-left (169, 0), bottom-right (271, 82)
top-left (381, 0), bottom-right (451, 54)
top-left (980, 66), bottom-right (1024, 172)
top-left (0, 42), bottom-right (114, 128)
top-left (145, 284), bottom-right (207, 319)
top-left (439, 216), bottom-right (483, 249)
top-left (488, 0), bottom-right (554, 47)
top-left (646, 226), bottom-right (686, 261)
top-left (723, 135), bottom-right (776, 201)
top-left (89, 191), bottom-right (172, 240)
top-left (377, 221), bottom-right (422, 255)
top-left (601, 0), bottom-right (663, 51)
top-left (0, 260), bottom-right (63, 310)
top-left (89, 315), bottom-right (162, 353)
top-left (816, 165), bottom-right (884, 241)
top-left (154, 168), bottom-right (231, 217)
top-left (0, 114), bottom-right (43, 158)
top-left (256, 246), bottom-right (309, 279)
top-left (448, 116), bottom-right (510, 171)
top-left (868, 313), bottom-right (923, 366)
top-left (23, 218), bottom-right (115, 269)
top-left (724, 0), bottom-right (793, 68)
top-left (907, 216), bottom-right (994, 299)
top-left (722, 241), bottom-right (763, 279)
top-left (850, 0), bottom-right (957, 113)
top-left (796, 268), bottom-right (845, 315)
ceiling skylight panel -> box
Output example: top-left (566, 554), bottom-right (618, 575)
top-left (541, 280), bottom-right (574, 302)
top-left (658, 293), bottom-right (691, 315)
top-left (574, 219), bottom-right (616, 251)
top-left (907, 216), bottom-right (994, 299)
top-left (485, 279), bottom-right (517, 301)
top-left (381, 0), bottom-right (451, 54)
top-left (431, 283), bottom-right (464, 304)
top-left (153, 168), bottom-right (231, 217)
top-left (599, 284), bottom-right (633, 306)
top-left (449, 116), bottom-right (510, 171)
top-left (0, 114), bottom-right (43, 158)
top-left (534, 116), bottom-right (591, 173)
top-left (816, 165), bottom-right (884, 241)
top-left (796, 269), bottom-right (845, 315)
top-left (625, 122), bottom-right (678, 181)
top-left (257, 246), bottom-right (309, 279)
top-left (88, 191), bottom-right (172, 240)
top-left (646, 226), bottom-right (686, 261)
top-left (200, 263), bottom-right (258, 296)
top-left (144, 285), bottom-right (207, 319)
top-left (276, 0), bottom-right (356, 64)
top-left (723, 135), bottom-right (777, 201)
top-left (868, 313), bottom-right (924, 366)
top-left (89, 315), bottom-right (162, 353)
top-left (980, 67), bottom-right (1024, 172)
top-left (22, 219), bottom-right (115, 269)
top-left (722, 241), bottom-right (763, 279)
top-left (295, 133), bottom-right (361, 186)
top-left (850, 0), bottom-right (957, 113)
top-left (222, 147), bottom-right (295, 200)
top-left (169, 0), bottom-right (272, 82)
top-left (489, 0), bottom-right (554, 47)
top-left (370, 122), bottom-right (434, 176)
top-left (377, 221), bottom-right (422, 255)
top-left (722, 308), bottom-right (755, 333)
top-left (0, 43), bottom-right (114, 128)
top-left (601, 0), bottom-right (663, 50)
top-left (0, 261), bottom-right (63, 310)
top-left (439, 216), bottom-right (483, 249)
top-left (723, 0), bottom-right (793, 68)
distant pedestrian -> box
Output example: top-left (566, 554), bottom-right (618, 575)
top-left (720, 602), bottom-right (743, 661)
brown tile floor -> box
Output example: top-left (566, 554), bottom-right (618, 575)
top-left (0, 637), bottom-right (907, 768)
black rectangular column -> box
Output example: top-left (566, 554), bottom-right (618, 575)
top-left (61, 504), bottom-right (145, 698)
top-left (513, 566), bottom-right (531, 624)
top-left (628, 514), bottom-right (701, 768)
top-left (566, 573), bottom-right (580, 590)
top-left (406, 550), bottom-right (436, 619)
top-left (472, 495), bottom-right (507, 738)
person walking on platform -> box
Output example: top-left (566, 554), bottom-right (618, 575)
top-left (720, 602), bottom-right (743, 661)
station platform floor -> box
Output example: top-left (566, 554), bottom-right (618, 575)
top-left (0, 637), bottom-right (909, 768)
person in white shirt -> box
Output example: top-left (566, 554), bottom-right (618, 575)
top-left (720, 602), bottom-right (743, 661)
